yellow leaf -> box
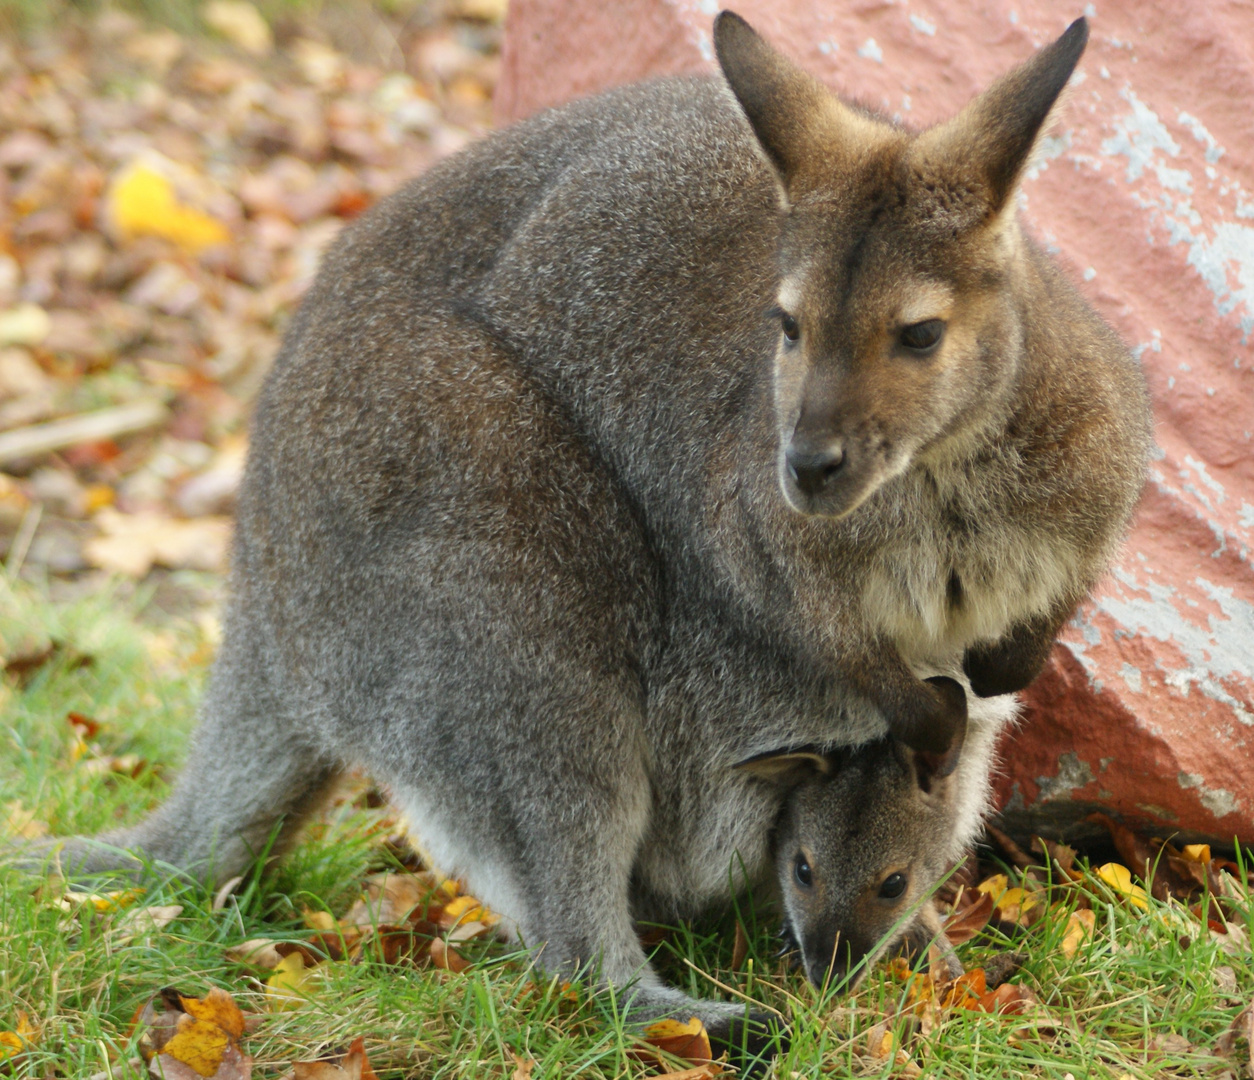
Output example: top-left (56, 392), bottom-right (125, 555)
top-left (1096, 863), bottom-right (1149, 910)
top-left (1181, 844), bottom-right (1211, 864)
top-left (108, 162), bottom-right (230, 253)
top-left (442, 894), bottom-right (490, 926)
top-left (0, 1013), bottom-right (35, 1060)
top-left (203, 0), bottom-right (273, 56)
top-left (267, 952), bottom-right (316, 1009)
top-left (162, 1018), bottom-right (230, 1078)
top-left (302, 908), bottom-right (337, 932)
top-left (2, 800), bottom-right (48, 839)
top-left (1061, 909), bottom-right (1096, 959)
top-left (996, 887), bottom-right (1039, 914)
top-left (84, 484), bottom-right (115, 513)
top-left (56, 887), bottom-right (143, 913)
top-left (976, 874), bottom-right (1010, 903)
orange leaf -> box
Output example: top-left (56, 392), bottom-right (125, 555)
top-left (179, 987), bottom-right (246, 1042)
top-left (943, 969), bottom-right (988, 1010)
top-left (635, 1017), bottom-right (717, 1069)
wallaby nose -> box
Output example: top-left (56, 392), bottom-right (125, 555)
top-left (785, 444), bottom-right (846, 497)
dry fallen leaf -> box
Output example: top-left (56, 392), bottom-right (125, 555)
top-left (976, 874), bottom-right (1010, 904)
top-left (1060, 909), bottom-right (1096, 959)
top-left (731, 919), bottom-right (749, 970)
top-left (2, 799), bottom-right (49, 839)
top-left (510, 1054), bottom-right (535, 1080)
top-left (428, 936), bottom-right (470, 973)
top-left (112, 904), bottom-right (184, 943)
top-left (226, 939), bottom-right (284, 971)
top-left (85, 509), bottom-right (232, 577)
top-left (107, 160), bottom-right (231, 253)
top-left (1095, 863), bottom-right (1150, 910)
top-left (0, 1012), bottom-right (36, 1062)
top-left (136, 987), bottom-right (252, 1080)
top-left (289, 1036), bottom-right (378, 1080)
top-left (203, 0), bottom-right (274, 56)
top-left (942, 888), bottom-right (995, 945)
top-left (266, 952), bottom-right (319, 1009)
top-left (631, 1017), bottom-right (720, 1074)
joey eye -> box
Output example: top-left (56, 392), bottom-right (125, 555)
top-left (794, 854), bottom-right (813, 888)
top-left (878, 872), bottom-right (907, 900)
top-left (780, 312), bottom-right (800, 342)
top-left (898, 319), bottom-right (944, 352)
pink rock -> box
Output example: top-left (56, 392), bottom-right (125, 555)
top-left (497, 0), bottom-right (1254, 842)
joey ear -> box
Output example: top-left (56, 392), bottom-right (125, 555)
top-left (905, 705), bottom-right (968, 788)
top-left (734, 746), bottom-right (832, 785)
top-left (713, 11), bottom-right (884, 198)
top-left (915, 17), bottom-right (1088, 213)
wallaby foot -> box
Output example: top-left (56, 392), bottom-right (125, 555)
top-left (963, 611), bottom-right (1064, 698)
top-left (706, 1010), bottom-right (789, 1073)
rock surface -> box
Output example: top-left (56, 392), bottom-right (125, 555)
top-left (497, 0), bottom-right (1254, 843)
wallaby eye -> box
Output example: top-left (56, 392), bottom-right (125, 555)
top-left (878, 872), bottom-right (907, 900)
top-left (794, 854), bottom-right (813, 888)
top-left (780, 312), bottom-right (800, 342)
top-left (898, 319), bottom-right (944, 352)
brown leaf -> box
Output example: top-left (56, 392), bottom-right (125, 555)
top-left (428, 937), bottom-right (470, 973)
top-left (4, 640), bottom-right (91, 686)
top-left (510, 1055), bottom-right (535, 1080)
top-left (942, 889), bottom-right (994, 945)
top-left (731, 920), bottom-right (749, 970)
top-left (631, 1017), bottom-right (721, 1072)
top-left (291, 1037), bottom-right (377, 1080)
top-left (225, 940), bottom-right (283, 971)
top-left (1033, 836), bottom-right (1079, 878)
top-left (339, 871), bottom-right (450, 929)
top-left (984, 824), bottom-right (1036, 870)
top-left (1215, 1004), bottom-right (1252, 1058)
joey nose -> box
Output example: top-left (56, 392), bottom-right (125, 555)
top-left (785, 445), bottom-right (845, 497)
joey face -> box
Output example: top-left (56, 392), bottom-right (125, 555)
top-left (772, 180), bottom-right (1025, 519)
top-left (739, 736), bottom-right (962, 990)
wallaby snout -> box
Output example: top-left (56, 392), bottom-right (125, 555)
top-left (783, 439), bottom-right (845, 500)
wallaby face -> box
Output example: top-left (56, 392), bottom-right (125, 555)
top-left (739, 719), bottom-right (965, 988)
top-left (716, 15), bottom-right (1090, 519)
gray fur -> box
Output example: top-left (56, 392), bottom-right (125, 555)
top-left (19, 13), bottom-right (1149, 1038)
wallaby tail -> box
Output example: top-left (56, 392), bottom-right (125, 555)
top-left (9, 615), bottom-right (340, 887)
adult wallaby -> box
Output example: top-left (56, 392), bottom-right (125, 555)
top-left (24, 8), bottom-right (1149, 1051)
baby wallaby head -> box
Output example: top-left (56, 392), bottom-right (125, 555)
top-left (736, 711), bottom-right (967, 988)
top-left (714, 12), bottom-right (1089, 518)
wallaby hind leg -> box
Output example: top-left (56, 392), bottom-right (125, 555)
top-left (26, 606), bottom-right (340, 886)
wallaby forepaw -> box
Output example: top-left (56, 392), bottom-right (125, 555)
top-left (706, 1010), bottom-right (789, 1074)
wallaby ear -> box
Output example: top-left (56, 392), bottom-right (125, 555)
top-left (713, 10), bottom-right (883, 198)
top-left (734, 746), bottom-right (832, 785)
top-left (915, 17), bottom-right (1088, 213)
top-left (905, 705), bottom-right (968, 789)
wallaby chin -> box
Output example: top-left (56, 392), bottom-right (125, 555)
top-left (33, 11), bottom-right (1146, 1053)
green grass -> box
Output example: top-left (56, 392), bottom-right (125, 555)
top-left (3, 575), bottom-right (1253, 1078)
